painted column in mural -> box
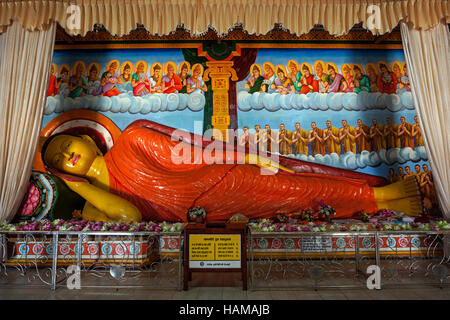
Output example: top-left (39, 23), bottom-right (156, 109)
top-left (203, 61), bottom-right (238, 141)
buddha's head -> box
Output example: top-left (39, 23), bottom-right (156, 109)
top-left (42, 134), bottom-right (100, 176)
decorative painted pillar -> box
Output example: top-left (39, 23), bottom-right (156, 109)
top-left (203, 61), bottom-right (238, 142)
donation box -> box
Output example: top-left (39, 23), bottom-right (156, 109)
top-left (183, 223), bottom-right (247, 290)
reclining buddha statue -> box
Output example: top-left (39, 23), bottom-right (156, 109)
top-left (41, 120), bottom-right (422, 223)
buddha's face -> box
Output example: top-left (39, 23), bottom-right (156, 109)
top-left (168, 66), bottom-right (174, 76)
top-left (43, 135), bottom-right (98, 176)
top-left (264, 66), bottom-right (273, 76)
top-left (193, 68), bottom-right (200, 78)
top-left (154, 68), bottom-right (160, 77)
top-left (181, 67), bottom-right (188, 76)
top-left (277, 71), bottom-right (285, 80)
top-left (124, 66), bottom-right (131, 76)
top-left (354, 67), bottom-right (361, 77)
top-left (253, 69), bottom-right (260, 78)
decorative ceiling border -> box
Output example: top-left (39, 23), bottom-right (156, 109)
top-left (55, 23), bottom-right (402, 49)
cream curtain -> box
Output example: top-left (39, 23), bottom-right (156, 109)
top-left (0, 0), bottom-right (449, 37)
top-left (400, 21), bottom-right (450, 220)
top-left (0, 20), bottom-right (56, 222)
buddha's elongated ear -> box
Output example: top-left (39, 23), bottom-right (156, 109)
top-left (80, 135), bottom-right (103, 156)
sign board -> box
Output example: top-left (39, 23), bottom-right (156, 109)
top-left (301, 236), bottom-right (333, 252)
top-left (189, 234), bottom-right (241, 268)
top-left (183, 223), bottom-right (247, 290)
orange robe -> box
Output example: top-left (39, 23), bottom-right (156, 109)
top-left (324, 127), bottom-right (341, 155)
top-left (356, 125), bottom-right (371, 153)
top-left (104, 123), bottom-right (378, 222)
top-left (310, 128), bottom-right (325, 156)
top-left (399, 123), bottom-right (415, 149)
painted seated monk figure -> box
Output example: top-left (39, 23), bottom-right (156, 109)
top-left (41, 120), bottom-right (423, 223)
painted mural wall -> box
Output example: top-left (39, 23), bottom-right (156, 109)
top-left (32, 44), bottom-right (439, 220)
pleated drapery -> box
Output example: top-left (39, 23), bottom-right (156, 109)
top-left (0, 0), bottom-right (449, 37)
top-left (0, 20), bottom-right (56, 222)
top-left (400, 21), bottom-right (450, 220)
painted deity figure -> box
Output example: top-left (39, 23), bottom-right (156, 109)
top-left (308, 122), bottom-right (325, 156)
top-left (355, 119), bottom-right (371, 153)
top-left (245, 65), bottom-right (265, 93)
top-left (287, 61), bottom-right (302, 93)
top-left (271, 67), bottom-right (294, 94)
top-left (377, 64), bottom-right (398, 94)
top-left (340, 65), bottom-right (354, 93)
top-left (323, 120), bottom-right (341, 155)
top-left (162, 63), bottom-right (182, 94)
top-left (178, 62), bottom-right (190, 94)
top-left (87, 65), bottom-right (101, 96)
top-left (239, 126), bottom-right (251, 149)
top-left (383, 117), bottom-right (400, 149)
top-left (367, 65), bottom-right (379, 92)
top-left (262, 63), bottom-right (277, 93)
top-left (100, 62), bottom-right (122, 97)
top-left (369, 119), bottom-right (386, 151)
top-left (132, 62), bottom-right (151, 97)
top-left (411, 115), bottom-right (424, 147)
top-left (262, 124), bottom-right (275, 153)
top-left (150, 64), bottom-right (163, 93)
top-left (58, 67), bottom-right (70, 97)
top-left (47, 64), bottom-right (59, 96)
top-left (68, 64), bottom-right (88, 98)
top-left (186, 64), bottom-right (207, 95)
top-left (326, 65), bottom-right (344, 93)
top-left (253, 125), bottom-right (264, 152)
top-left (314, 62), bottom-right (329, 93)
top-left (397, 116), bottom-right (415, 149)
top-left (40, 120), bottom-right (423, 222)
top-left (396, 64), bottom-right (411, 94)
top-left (339, 120), bottom-right (356, 154)
top-left (117, 63), bottom-right (133, 93)
top-left (353, 65), bottom-right (370, 93)
top-left (291, 123), bottom-right (309, 155)
top-left (299, 64), bottom-right (319, 94)
top-left (421, 164), bottom-right (437, 206)
top-left (276, 123), bottom-right (292, 155)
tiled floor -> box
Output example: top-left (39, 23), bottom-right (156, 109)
top-left (0, 285), bottom-right (449, 300)
top-left (1, 270), bottom-right (449, 300)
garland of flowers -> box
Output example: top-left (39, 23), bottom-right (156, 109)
top-left (248, 219), bottom-right (450, 232)
top-left (0, 219), bottom-right (184, 232)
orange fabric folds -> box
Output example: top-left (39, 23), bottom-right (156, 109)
top-left (104, 123), bottom-right (377, 222)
